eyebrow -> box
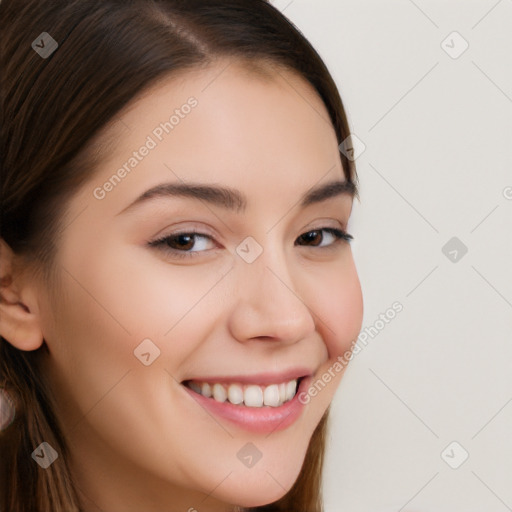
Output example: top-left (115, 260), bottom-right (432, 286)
top-left (116, 178), bottom-right (356, 216)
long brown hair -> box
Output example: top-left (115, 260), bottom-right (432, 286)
top-left (0, 0), bottom-right (357, 510)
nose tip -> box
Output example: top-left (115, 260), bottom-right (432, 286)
top-left (227, 261), bottom-right (316, 345)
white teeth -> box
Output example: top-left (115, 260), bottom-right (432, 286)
top-left (286, 380), bottom-right (297, 401)
top-left (189, 381), bottom-right (202, 394)
top-left (186, 378), bottom-right (301, 407)
top-left (263, 384), bottom-right (280, 407)
top-left (227, 384), bottom-right (244, 405)
top-left (212, 383), bottom-right (227, 403)
top-left (244, 385), bottom-right (263, 407)
top-left (279, 382), bottom-right (287, 404)
top-left (201, 382), bottom-right (212, 398)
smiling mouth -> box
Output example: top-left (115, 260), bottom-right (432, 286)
top-left (182, 376), bottom-right (305, 408)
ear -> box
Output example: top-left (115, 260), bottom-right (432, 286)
top-left (0, 238), bottom-right (44, 351)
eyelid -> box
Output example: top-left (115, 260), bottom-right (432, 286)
top-left (148, 229), bottom-right (218, 252)
top-left (147, 222), bottom-right (220, 247)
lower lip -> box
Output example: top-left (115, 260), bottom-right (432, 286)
top-left (182, 377), bottom-right (311, 434)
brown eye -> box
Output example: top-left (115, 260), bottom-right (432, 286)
top-left (166, 234), bottom-right (196, 251)
top-left (295, 228), bottom-right (353, 248)
top-left (149, 231), bottom-right (217, 259)
top-left (298, 230), bottom-right (323, 246)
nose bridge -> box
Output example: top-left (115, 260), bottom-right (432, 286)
top-left (227, 236), bottom-right (316, 342)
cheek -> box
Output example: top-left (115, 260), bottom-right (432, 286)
top-left (83, 244), bottom-right (231, 336)
top-left (314, 255), bottom-right (364, 358)
top-left (40, 268), bottom-right (137, 425)
top-left (294, 254), bottom-right (363, 411)
top-left (57, 236), bottom-right (228, 345)
top-left (43, 246), bottom-right (233, 423)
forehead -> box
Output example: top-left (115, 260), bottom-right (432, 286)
top-left (75, 58), bottom-right (346, 217)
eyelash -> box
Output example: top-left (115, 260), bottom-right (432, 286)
top-left (148, 227), bottom-right (353, 260)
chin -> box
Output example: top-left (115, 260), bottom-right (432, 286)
top-left (214, 468), bottom-right (300, 508)
top-left (231, 489), bottom-right (287, 509)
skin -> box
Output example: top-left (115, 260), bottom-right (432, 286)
top-left (0, 59), bottom-right (363, 512)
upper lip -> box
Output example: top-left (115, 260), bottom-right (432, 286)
top-left (182, 367), bottom-right (314, 386)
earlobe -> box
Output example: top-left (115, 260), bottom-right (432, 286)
top-left (0, 239), bottom-right (44, 351)
top-left (0, 299), bottom-right (44, 351)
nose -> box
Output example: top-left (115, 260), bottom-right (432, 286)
top-left (227, 248), bottom-right (316, 345)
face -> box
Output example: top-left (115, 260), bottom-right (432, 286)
top-left (36, 59), bottom-right (363, 511)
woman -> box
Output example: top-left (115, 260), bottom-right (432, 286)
top-left (0, 0), bottom-right (363, 510)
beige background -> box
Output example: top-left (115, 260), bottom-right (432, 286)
top-left (273, 1), bottom-right (512, 510)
